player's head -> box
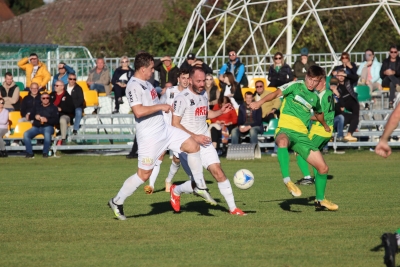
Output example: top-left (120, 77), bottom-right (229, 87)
top-left (315, 76), bottom-right (326, 93)
top-left (189, 67), bottom-right (205, 94)
top-left (305, 65), bottom-right (325, 90)
top-left (244, 91), bottom-right (254, 105)
top-left (134, 52), bottom-right (154, 80)
top-left (336, 68), bottom-right (346, 83)
top-left (178, 68), bottom-right (190, 89)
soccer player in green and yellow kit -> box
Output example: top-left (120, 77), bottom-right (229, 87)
top-left (250, 66), bottom-right (338, 211)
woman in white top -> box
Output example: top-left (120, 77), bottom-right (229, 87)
top-left (218, 72), bottom-right (243, 109)
top-left (0, 97), bottom-right (9, 157)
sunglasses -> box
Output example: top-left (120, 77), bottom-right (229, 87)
top-left (55, 85), bottom-right (63, 87)
top-left (229, 53), bottom-right (236, 56)
top-left (256, 85), bottom-right (263, 88)
top-left (121, 61), bottom-right (128, 63)
top-left (69, 78), bottom-right (76, 80)
top-left (341, 57), bottom-right (349, 60)
top-left (390, 51), bottom-right (398, 54)
top-left (274, 57), bottom-right (282, 60)
top-left (41, 97), bottom-right (49, 100)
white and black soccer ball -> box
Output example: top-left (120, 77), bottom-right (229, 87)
top-left (233, 169), bottom-right (254, 190)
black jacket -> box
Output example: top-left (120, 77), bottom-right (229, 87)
top-left (20, 94), bottom-right (41, 117)
top-left (237, 102), bottom-right (263, 128)
top-left (154, 60), bottom-right (179, 88)
top-left (268, 64), bottom-right (294, 87)
top-left (29, 104), bottom-right (59, 128)
top-left (332, 63), bottom-right (359, 87)
top-left (64, 84), bottom-right (84, 109)
top-left (338, 79), bottom-right (358, 102)
top-left (112, 67), bottom-right (134, 91)
top-left (50, 91), bottom-right (76, 120)
top-left (219, 81), bottom-right (244, 106)
top-left (180, 60), bottom-right (213, 74)
top-left (0, 84), bottom-right (20, 111)
top-left (380, 56), bottom-right (400, 79)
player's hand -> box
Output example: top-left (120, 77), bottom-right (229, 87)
top-left (220, 103), bottom-right (233, 114)
top-left (160, 104), bottom-right (173, 113)
top-left (324, 125), bottom-right (331, 133)
top-left (193, 134), bottom-right (211, 146)
top-left (249, 101), bottom-right (261, 110)
top-left (375, 141), bottom-right (391, 158)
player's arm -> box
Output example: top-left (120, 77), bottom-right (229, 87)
top-left (172, 114), bottom-right (210, 146)
top-left (132, 104), bottom-right (171, 118)
top-left (249, 89), bottom-right (282, 110)
top-left (375, 105), bottom-right (400, 158)
top-left (314, 112), bottom-right (330, 132)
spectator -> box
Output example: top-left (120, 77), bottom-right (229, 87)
top-left (336, 69), bottom-right (359, 142)
top-left (380, 45), bottom-right (400, 109)
top-left (357, 49), bottom-right (382, 93)
top-left (0, 97), bottom-right (9, 157)
top-left (293, 47), bottom-right (316, 80)
top-left (65, 73), bottom-right (84, 135)
top-left (86, 58), bottom-right (111, 95)
top-left (154, 55), bottom-right (179, 88)
top-left (219, 72), bottom-right (244, 109)
top-left (20, 83), bottom-right (41, 122)
top-left (0, 72), bottom-right (20, 111)
top-left (330, 79), bottom-right (347, 142)
top-left (332, 52), bottom-right (358, 87)
top-left (23, 92), bottom-right (58, 158)
top-left (52, 62), bottom-right (75, 92)
top-left (111, 56), bottom-right (134, 114)
top-left (205, 73), bottom-right (220, 109)
top-left (254, 80), bottom-right (281, 123)
top-left (268, 52), bottom-right (294, 87)
top-left (180, 53), bottom-right (213, 74)
top-left (17, 53), bottom-right (51, 91)
top-left (231, 91), bottom-right (262, 144)
top-left (219, 50), bottom-right (248, 87)
top-left (50, 81), bottom-right (75, 145)
top-left (209, 96), bottom-right (238, 155)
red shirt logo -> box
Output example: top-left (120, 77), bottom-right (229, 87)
top-left (150, 89), bottom-right (157, 100)
top-left (195, 106), bottom-right (207, 116)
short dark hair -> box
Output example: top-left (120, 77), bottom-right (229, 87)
top-left (189, 66), bottom-right (205, 78)
top-left (178, 68), bottom-right (190, 77)
top-left (390, 45), bottom-right (398, 51)
top-left (29, 53), bottom-right (38, 58)
top-left (365, 48), bottom-right (374, 55)
top-left (5, 72), bottom-right (12, 78)
top-left (245, 91), bottom-right (254, 97)
top-left (307, 65), bottom-right (325, 78)
top-left (134, 52), bottom-right (154, 71)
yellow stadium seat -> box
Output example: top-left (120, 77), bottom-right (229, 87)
top-left (8, 111), bottom-right (22, 130)
top-left (77, 81), bottom-right (90, 92)
top-left (84, 90), bottom-right (99, 108)
top-left (10, 121), bottom-right (32, 139)
top-left (98, 93), bottom-right (107, 97)
top-left (214, 78), bottom-right (222, 91)
top-left (265, 87), bottom-right (277, 92)
top-left (241, 87), bottom-right (256, 98)
top-left (19, 91), bottom-right (29, 100)
top-left (383, 87), bottom-right (389, 92)
top-left (249, 77), bottom-right (267, 88)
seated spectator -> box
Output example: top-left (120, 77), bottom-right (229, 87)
top-left (86, 58), bottom-right (111, 95)
top-left (219, 72), bottom-right (243, 109)
top-left (52, 62), bottom-right (75, 92)
top-left (231, 91), bottom-right (262, 144)
top-left (205, 73), bottom-right (220, 109)
top-left (23, 92), bottom-right (58, 158)
top-left (154, 56), bottom-right (179, 89)
top-left (111, 56), bottom-right (134, 114)
top-left (254, 80), bottom-right (281, 123)
top-left (180, 53), bottom-right (213, 74)
top-left (267, 52), bottom-right (294, 87)
top-left (330, 79), bottom-right (347, 142)
top-left (65, 73), bottom-right (84, 135)
top-left (20, 83), bottom-right (41, 122)
top-left (17, 53), bottom-right (51, 91)
top-left (357, 49), bottom-right (382, 94)
top-left (380, 45), bottom-right (400, 109)
top-left (336, 69), bottom-right (359, 141)
top-left (332, 52), bottom-right (358, 87)
top-left (209, 96), bottom-right (238, 155)
top-left (0, 97), bottom-right (9, 157)
top-left (0, 72), bottom-right (20, 111)
top-left (293, 47), bottom-right (316, 80)
top-left (50, 81), bottom-right (75, 145)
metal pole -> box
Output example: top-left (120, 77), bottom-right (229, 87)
top-left (286, 0), bottom-right (293, 65)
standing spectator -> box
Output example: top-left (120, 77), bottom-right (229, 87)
top-left (111, 56), bottom-right (134, 114)
top-left (293, 47), bottom-right (316, 80)
top-left (357, 49), bottom-right (382, 93)
top-left (50, 81), bottom-right (75, 145)
top-left (17, 53), bottom-right (51, 91)
top-left (51, 62), bottom-right (75, 92)
top-left (219, 72), bottom-right (243, 109)
top-left (23, 92), bottom-right (58, 158)
top-left (154, 56), bottom-right (179, 88)
top-left (254, 80), bottom-right (281, 123)
top-left (65, 73), bottom-right (84, 135)
top-left (380, 45), bottom-right (400, 109)
top-left (268, 52), bottom-right (294, 87)
top-left (86, 58), bottom-right (111, 95)
top-left (219, 50), bottom-right (248, 87)
top-left (180, 53), bottom-right (213, 74)
top-left (332, 52), bottom-right (358, 87)
top-left (0, 97), bottom-right (9, 157)
top-left (231, 91), bottom-right (262, 144)
top-left (205, 73), bottom-right (220, 109)
top-left (0, 72), bottom-right (20, 111)
top-left (330, 80), bottom-right (347, 142)
top-left (20, 83), bottom-right (41, 122)
top-left (336, 69), bottom-right (359, 142)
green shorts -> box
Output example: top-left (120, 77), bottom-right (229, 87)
top-left (275, 127), bottom-right (319, 160)
top-left (308, 133), bottom-right (331, 151)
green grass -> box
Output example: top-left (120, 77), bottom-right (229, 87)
top-left (0, 150), bottom-right (399, 267)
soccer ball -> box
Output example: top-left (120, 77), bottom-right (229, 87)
top-left (233, 169), bottom-right (254, 190)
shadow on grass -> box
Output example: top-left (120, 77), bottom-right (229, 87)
top-left (260, 196), bottom-right (316, 212)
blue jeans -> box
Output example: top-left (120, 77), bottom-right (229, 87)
top-left (74, 108), bottom-right (83, 131)
top-left (334, 114), bottom-right (344, 138)
top-left (90, 83), bottom-right (105, 93)
top-left (231, 126), bottom-right (262, 144)
top-left (23, 126), bottom-right (54, 155)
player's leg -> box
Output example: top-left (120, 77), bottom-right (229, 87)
top-left (296, 154), bottom-right (313, 185)
top-left (180, 137), bottom-right (207, 189)
top-left (382, 229), bottom-right (400, 267)
top-left (144, 152), bottom-right (166, 194)
top-left (165, 153), bottom-right (181, 192)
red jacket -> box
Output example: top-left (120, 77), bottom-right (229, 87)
top-left (210, 104), bottom-right (238, 125)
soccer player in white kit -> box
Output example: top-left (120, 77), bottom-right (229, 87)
top-left (108, 53), bottom-right (214, 220)
top-left (143, 69), bottom-right (190, 194)
top-left (170, 67), bottom-right (246, 215)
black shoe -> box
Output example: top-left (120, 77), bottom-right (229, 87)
top-left (43, 153), bottom-right (48, 158)
top-left (382, 233), bottom-right (398, 267)
top-left (389, 102), bottom-right (394, 110)
top-left (118, 97), bottom-right (124, 104)
top-left (25, 153), bottom-right (34, 158)
top-left (126, 153), bottom-right (138, 159)
top-left (112, 110), bottom-right (119, 114)
top-left (296, 178), bottom-right (315, 185)
top-left (0, 150), bottom-right (7, 157)
top-left (72, 130), bottom-right (78, 135)
top-left (365, 103), bottom-right (370, 110)
top-left (92, 109), bottom-right (98, 115)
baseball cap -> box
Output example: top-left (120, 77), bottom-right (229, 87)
top-left (187, 53), bottom-right (195, 60)
top-left (300, 47), bottom-right (309, 56)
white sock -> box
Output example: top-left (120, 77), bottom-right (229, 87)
top-left (149, 159), bottom-right (162, 188)
top-left (174, 180), bottom-right (194, 195)
top-left (218, 180), bottom-right (236, 211)
top-left (113, 173), bottom-right (144, 205)
top-left (187, 152), bottom-right (207, 189)
top-left (304, 175), bottom-right (312, 179)
top-left (166, 161), bottom-right (180, 183)
top-left (283, 177), bottom-right (291, 184)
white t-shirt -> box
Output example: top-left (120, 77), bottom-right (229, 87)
top-left (173, 88), bottom-right (209, 136)
top-left (67, 85), bottom-right (73, 95)
top-left (160, 86), bottom-right (183, 125)
top-left (126, 77), bottom-right (166, 142)
top-left (224, 85), bottom-right (239, 109)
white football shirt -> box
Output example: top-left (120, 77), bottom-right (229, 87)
top-left (126, 77), bottom-right (166, 142)
top-left (173, 88), bottom-right (209, 136)
top-left (160, 86), bottom-right (182, 125)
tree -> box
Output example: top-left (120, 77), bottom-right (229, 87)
top-left (4, 0), bottom-right (44, 16)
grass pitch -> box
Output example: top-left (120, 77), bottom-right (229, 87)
top-left (0, 150), bottom-right (399, 267)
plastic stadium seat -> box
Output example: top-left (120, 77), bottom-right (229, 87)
top-left (325, 76), bottom-right (331, 90)
top-left (214, 78), bottom-right (221, 90)
top-left (265, 87), bottom-right (277, 92)
top-left (77, 81), bottom-right (90, 92)
top-left (10, 121), bottom-right (32, 139)
top-left (15, 81), bottom-right (25, 91)
top-left (19, 91), bottom-right (29, 100)
top-left (241, 87), bottom-right (256, 98)
top-left (354, 85), bottom-right (371, 102)
top-left (263, 118), bottom-right (278, 135)
top-left (84, 90), bottom-right (99, 108)
top-left (249, 77), bottom-right (267, 88)
top-left (8, 111), bottom-right (22, 130)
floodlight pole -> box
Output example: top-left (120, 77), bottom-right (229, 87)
top-left (286, 0), bottom-right (293, 65)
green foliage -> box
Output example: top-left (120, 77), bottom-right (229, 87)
top-left (5, 0), bottom-right (44, 16)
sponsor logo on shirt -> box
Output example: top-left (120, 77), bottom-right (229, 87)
top-left (128, 91), bottom-right (134, 103)
top-left (170, 92), bottom-right (174, 99)
top-left (294, 95), bottom-right (312, 110)
top-left (190, 99), bottom-right (195, 106)
top-left (195, 106), bottom-right (207, 116)
top-left (150, 88), bottom-right (158, 100)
